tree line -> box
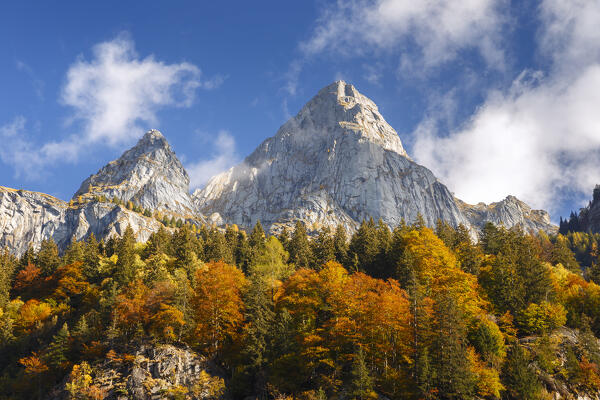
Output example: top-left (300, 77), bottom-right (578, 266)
top-left (2, 218), bottom-right (600, 399)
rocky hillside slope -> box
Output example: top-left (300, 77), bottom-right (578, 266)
top-left (0, 186), bottom-right (165, 256)
top-left (194, 81), bottom-right (555, 235)
top-left (48, 344), bottom-right (226, 400)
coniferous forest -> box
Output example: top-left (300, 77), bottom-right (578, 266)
top-left (3, 219), bottom-right (600, 399)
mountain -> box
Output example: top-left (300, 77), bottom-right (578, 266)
top-left (0, 130), bottom-right (201, 256)
top-left (194, 81), bottom-right (555, 235)
top-left (559, 185), bottom-right (600, 234)
top-left (0, 186), bottom-right (165, 256)
top-left (74, 129), bottom-right (196, 217)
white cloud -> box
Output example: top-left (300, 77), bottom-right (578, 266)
top-left (413, 0), bottom-right (600, 213)
top-left (1, 35), bottom-right (219, 179)
top-left (16, 60), bottom-right (44, 100)
top-left (300, 0), bottom-right (506, 69)
top-left (187, 131), bottom-right (238, 189)
top-left (61, 34), bottom-right (203, 146)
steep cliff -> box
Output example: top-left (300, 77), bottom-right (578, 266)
top-left (194, 81), bottom-right (556, 235)
top-left (0, 186), bottom-right (166, 255)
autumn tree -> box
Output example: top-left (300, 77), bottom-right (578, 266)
top-left (191, 261), bottom-right (246, 359)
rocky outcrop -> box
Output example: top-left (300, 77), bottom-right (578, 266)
top-left (194, 80), bottom-right (556, 235)
top-left (49, 344), bottom-right (226, 400)
top-left (0, 186), bottom-right (166, 256)
top-left (459, 195), bottom-right (557, 234)
top-left (74, 130), bottom-right (197, 217)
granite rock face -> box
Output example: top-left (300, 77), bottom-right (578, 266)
top-left (459, 195), bottom-right (556, 234)
top-left (74, 129), bottom-right (197, 217)
top-left (194, 81), bottom-right (556, 235)
top-left (0, 186), bottom-right (165, 256)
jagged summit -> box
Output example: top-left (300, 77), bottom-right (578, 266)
top-left (194, 81), bottom-right (555, 235)
top-left (276, 80), bottom-right (408, 156)
top-left (74, 129), bottom-right (196, 216)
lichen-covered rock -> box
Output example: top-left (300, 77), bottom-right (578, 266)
top-left (74, 129), bottom-right (197, 217)
top-left (48, 344), bottom-right (226, 400)
top-left (193, 80), bottom-right (556, 235)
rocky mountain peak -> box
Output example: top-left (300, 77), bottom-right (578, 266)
top-left (73, 129), bottom-right (196, 216)
top-left (276, 80), bottom-right (408, 157)
top-left (195, 81), bottom-right (556, 236)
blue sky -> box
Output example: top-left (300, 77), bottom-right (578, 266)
top-left (1, 1), bottom-right (600, 222)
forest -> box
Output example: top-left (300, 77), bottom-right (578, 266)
top-left (2, 218), bottom-right (600, 399)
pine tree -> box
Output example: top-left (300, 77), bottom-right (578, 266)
top-left (349, 218), bottom-right (379, 274)
top-left (502, 345), bottom-right (542, 400)
top-left (333, 224), bottom-right (349, 265)
top-left (36, 238), bottom-right (61, 276)
top-left (45, 323), bottom-right (70, 370)
top-left (249, 221), bottom-right (266, 254)
top-left (0, 249), bottom-right (16, 309)
top-left (116, 225), bottom-right (136, 285)
top-left (312, 227), bottom-right (335, 269)
top-left (289, 221), bottom-right (313, 269)
top-left (206, 228), bottom-right (232, 263)
top-left (431, 294), bottom-right (474, 399)
top-left (64, 236), bottom-right (84, 264)
top-left (348, 347), bottom-right (375, 400)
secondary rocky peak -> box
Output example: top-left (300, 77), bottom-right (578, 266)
top-left (74, 129), bottom-right (196, 216)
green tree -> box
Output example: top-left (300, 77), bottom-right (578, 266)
top-left (0, 249), bottom-right (16, 308)
top-left (431, 294), bottom-right (475, 399)
top-left (348, 347), bottom-right (376, 400)
top-left (349, 218), bottom-right (379, 274)
top-left (288, 221), bottom-right (313, 269)
top-left (333, 225), bottom-right (349, 265)
top-left (502, 345), bottom-right (543, 400)
top-left (36, 238), bottom-right (61, 276)
top-left (45, 323), bottom-right (70, 370)
top-left (312, 227), bottom-right (335, 269)
top-left (115, 225), bottom-right (136, 285)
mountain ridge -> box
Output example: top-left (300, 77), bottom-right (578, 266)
top-left (0, 81), bottom-right (557, 255)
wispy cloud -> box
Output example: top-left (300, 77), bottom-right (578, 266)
top-left (2, 34), bottom-right (219, 180)
top-left (187, 131), bottom-right (239, 189)
top-left (16, 60), bottom-right (45, 100)
top-left (284, 0), bottom-right (506, 93)
top-left (413, 0), bottom-right (600, 213)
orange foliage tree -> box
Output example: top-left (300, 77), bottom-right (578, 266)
top-left (191, 261), bottom-right (246, 359)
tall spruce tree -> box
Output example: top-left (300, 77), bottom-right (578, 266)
top-left (36, 238), bottom-right (61, 276)
top-left (288, 221), bottom-right (313, 269)
top-left (333, 225), bottom-right (349, 266)
top-left (116, 225), bottom-right (136, 285)
top-left (45, 323), bottom-right (70, 370)
top-left (431, 294), bottom-right (475, 399)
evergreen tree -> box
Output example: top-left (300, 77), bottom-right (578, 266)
top-left (206, 228), bottom-right (232, 263)
top-left (45, 323), bottom-right (70, 370)
top-left (431, 294), bottom-right (474, 399)
top-left (349, 218), bottom-right (379, 274)
top-left (249, 221), bottom-right (266, 254)
top-left (502, 345), bottom-right (543, 400)
top-left (333, 224), bottom-right (349, 265)
top-left (288, 221), bottom-right (313, 269)
top-left (36, 238), bottom-right (61, 276)
top-left (83, 233), bottom-right (100, 281)
top-left (278, 228), bottom-right (291, 253)
top-left (64, 236), bottom-right (84, 264)
top-left (0, 249), bottom-right (16, 308)
top-left (348, 347), bottom-right (375, 400)
top-left (312, 227), bottom-right (335, 269)
top-left (115, 225), bottom-right (136, 285)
